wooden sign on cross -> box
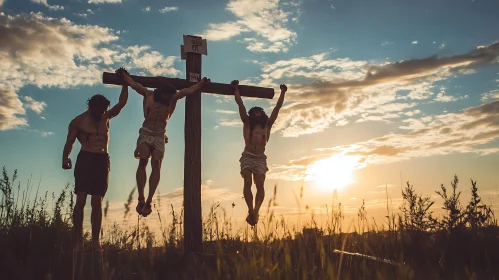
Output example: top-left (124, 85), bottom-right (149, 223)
top-left (102, 35), bottom-right (274, 254)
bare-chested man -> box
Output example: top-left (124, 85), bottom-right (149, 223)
top-left (121, 72), bottom-right (211, 217)
top-left (231, 80), bottom-right (287, 226)
top-left (62, 68), bottom-right (129, 251)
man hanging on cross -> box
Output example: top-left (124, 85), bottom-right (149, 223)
top-left (121, 71), bottom-right (211, 217)
top-left (62, 68), bottom-right (129, 251)
top-left (231, 80), bottom-right (287, 226)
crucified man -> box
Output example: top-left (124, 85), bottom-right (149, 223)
top-left (231, 80), bottom-right (287, 226)
top-left (122, 72), bottom-right (211, 217)
top-left (62, 68), bottom-right (129, 251)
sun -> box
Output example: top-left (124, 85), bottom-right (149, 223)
top-left (305, 155), bottom-right (359, 192)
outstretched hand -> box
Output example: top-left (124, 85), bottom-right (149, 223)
top-left (115, 67), bottom-right (129, 76)
top-left (201, 77), bottom-right (211, 84)
top-left (62, 158), bottom-right (72, 170)
top-left (280, 84), bottom-right (287, 92)
top-left (116, 67), bottom-right (132, 85)
top-left (231, 80), bottom-right (239, 93)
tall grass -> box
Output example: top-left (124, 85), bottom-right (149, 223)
top-left (1, 166), bottom-right (498, 279)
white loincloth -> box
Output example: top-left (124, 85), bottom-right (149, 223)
top-left (135, 127), bottom-right (167, 158)
top-left (239, 151), bottom-right (268, 176)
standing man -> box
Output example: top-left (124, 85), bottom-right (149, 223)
top-left (231, 80), bottom-right (287, 226)
top-left (121, 72), bottom-right (211, 217)
top-left (62, 68), bottom-right (129, 251)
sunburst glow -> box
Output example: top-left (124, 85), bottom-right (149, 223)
top-left (305, 154), bottom-right (360, 192)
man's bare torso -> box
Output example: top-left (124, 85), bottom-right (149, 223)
top-left (74, 111), bottom-right (110, 154)
top-left (142, 92), bottom-right (169, 132)
top-left (243, 122), bottom-right (271, 154)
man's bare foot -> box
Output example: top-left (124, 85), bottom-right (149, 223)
top-left (142, 201), bottom-right (152, 217)
top-left (136, 199), bottom-right (145, 215)
top-left (245, 214), bottom-right (252, 225)
top-left (246, 211), bottom-right (256, 226)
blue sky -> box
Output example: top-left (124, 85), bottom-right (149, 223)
top-left (1, 0), bottom-right (499, 228)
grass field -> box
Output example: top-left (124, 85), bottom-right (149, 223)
top-left (1, 167), bottom-right (498, 280)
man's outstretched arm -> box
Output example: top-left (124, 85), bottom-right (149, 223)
top-left (168, 77), bottom-right (211, 117)
top-left (174, 77), bottom-right (211, 99)
top-left (232, 80), bottom-right (248, 123)
top-left (122, 71), bottom-right (149, 96)
top-left (107, 85), bottom-right (128, 119)
top-left (268, 84), bottom-right (287, 126)
top-left (62, 119), bottom-right (79, 169)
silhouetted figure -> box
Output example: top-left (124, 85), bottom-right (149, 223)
top-left (231, 80), bottom-right (287, 226)
top-left (62, 68), bottom-right (129, 251)
top-left (121, 71), bottom-right (211, 217)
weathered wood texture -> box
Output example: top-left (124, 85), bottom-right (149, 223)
top-left (183, 52), bottom-right (203, 254)
top-left (103, 72), bottom-right (274, 99)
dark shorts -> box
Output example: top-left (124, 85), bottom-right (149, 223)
top-left (74, 150), bottom-right (110, 197)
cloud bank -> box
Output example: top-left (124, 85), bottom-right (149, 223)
top-left (0, 12), bottom-right (181, 130)
top-left (199, 0), bottom-right (298, 53)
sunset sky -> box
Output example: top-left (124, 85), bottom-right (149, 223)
top-left (1, 0), bottom-right (498, 229)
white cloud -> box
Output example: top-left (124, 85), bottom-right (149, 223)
top-left (159, 6), bottom-right (178, 13)
top-left (412, 40), bottom-right (418, 45)
top-left (328, 0), bottom-right (335, 9)
top-left (74, 13), bottom-right (88, 18)
top-left (481, 90), bottom-right (499, 102)
top-left (199, 0), bottom-right (298, 53)
top-left (125, 46), bottom-right (180, 76)
top-left (88, 0), bottom-right (121, 4)
top-left (405, 82), bottom-right (434, 100)
top-left (202, 22), bottom-right (249, 41)
top-left (215, 109), bottom-right (237, 114)
top-left (218, 119), bottom-right (243, 127)
top-left (23, 96), bottom-right (46, 114)
top-left (0, 13), bottom-right (118, 89)
top-left (434, 88), bottom-right (467, 103)
top-left (0, 86), bottom-right (27, 131)
top-left (31, 0), bottom-right (64, 11)
top-left (259, 53), bottom-right (367, 82)
top-left (349, 101), bottom-right (499, 162)
top-left (0, 0), bottom-right (5, 8)
top-left (143, 6), bottom-right (151, 12)
top-left (287, 0), bottom-right (302, 22)
top-left (405, 109), bottom-right (422, 117)
top-left (0, 12), bottom-right (181, 130)
top-left (27, 129), bottom-right (55, 137)
top-left (241, 42), bottom-right (499, 137)
top-left (215, 94), bottom-right (236, 104)
top-left (440, 43), bottom-right (446, 49)
top-left (381, 41), bottom-right (393, 46)
top-left (87, 9), bottom-right (95, 14)
top-left (243, 38), bottom-right (290, 53)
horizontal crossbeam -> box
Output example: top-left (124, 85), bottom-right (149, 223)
top-left (102, 72), bottom-right (274, 99)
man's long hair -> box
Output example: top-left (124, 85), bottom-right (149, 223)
top-left (154, 84), bottom-right (176, 106)
top-left (87, 94), bottom-right (110, 110)
top-left (248, 107), bottom-right (268, 141)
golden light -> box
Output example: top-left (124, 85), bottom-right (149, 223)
top-left (305, 154), bottom-right (360, 192)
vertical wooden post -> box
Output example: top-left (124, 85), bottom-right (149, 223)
top-left (184, 52), bottom-right (203, 254)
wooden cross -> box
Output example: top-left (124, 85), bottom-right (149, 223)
top-left (102, 35), bottom-right (274, 254)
